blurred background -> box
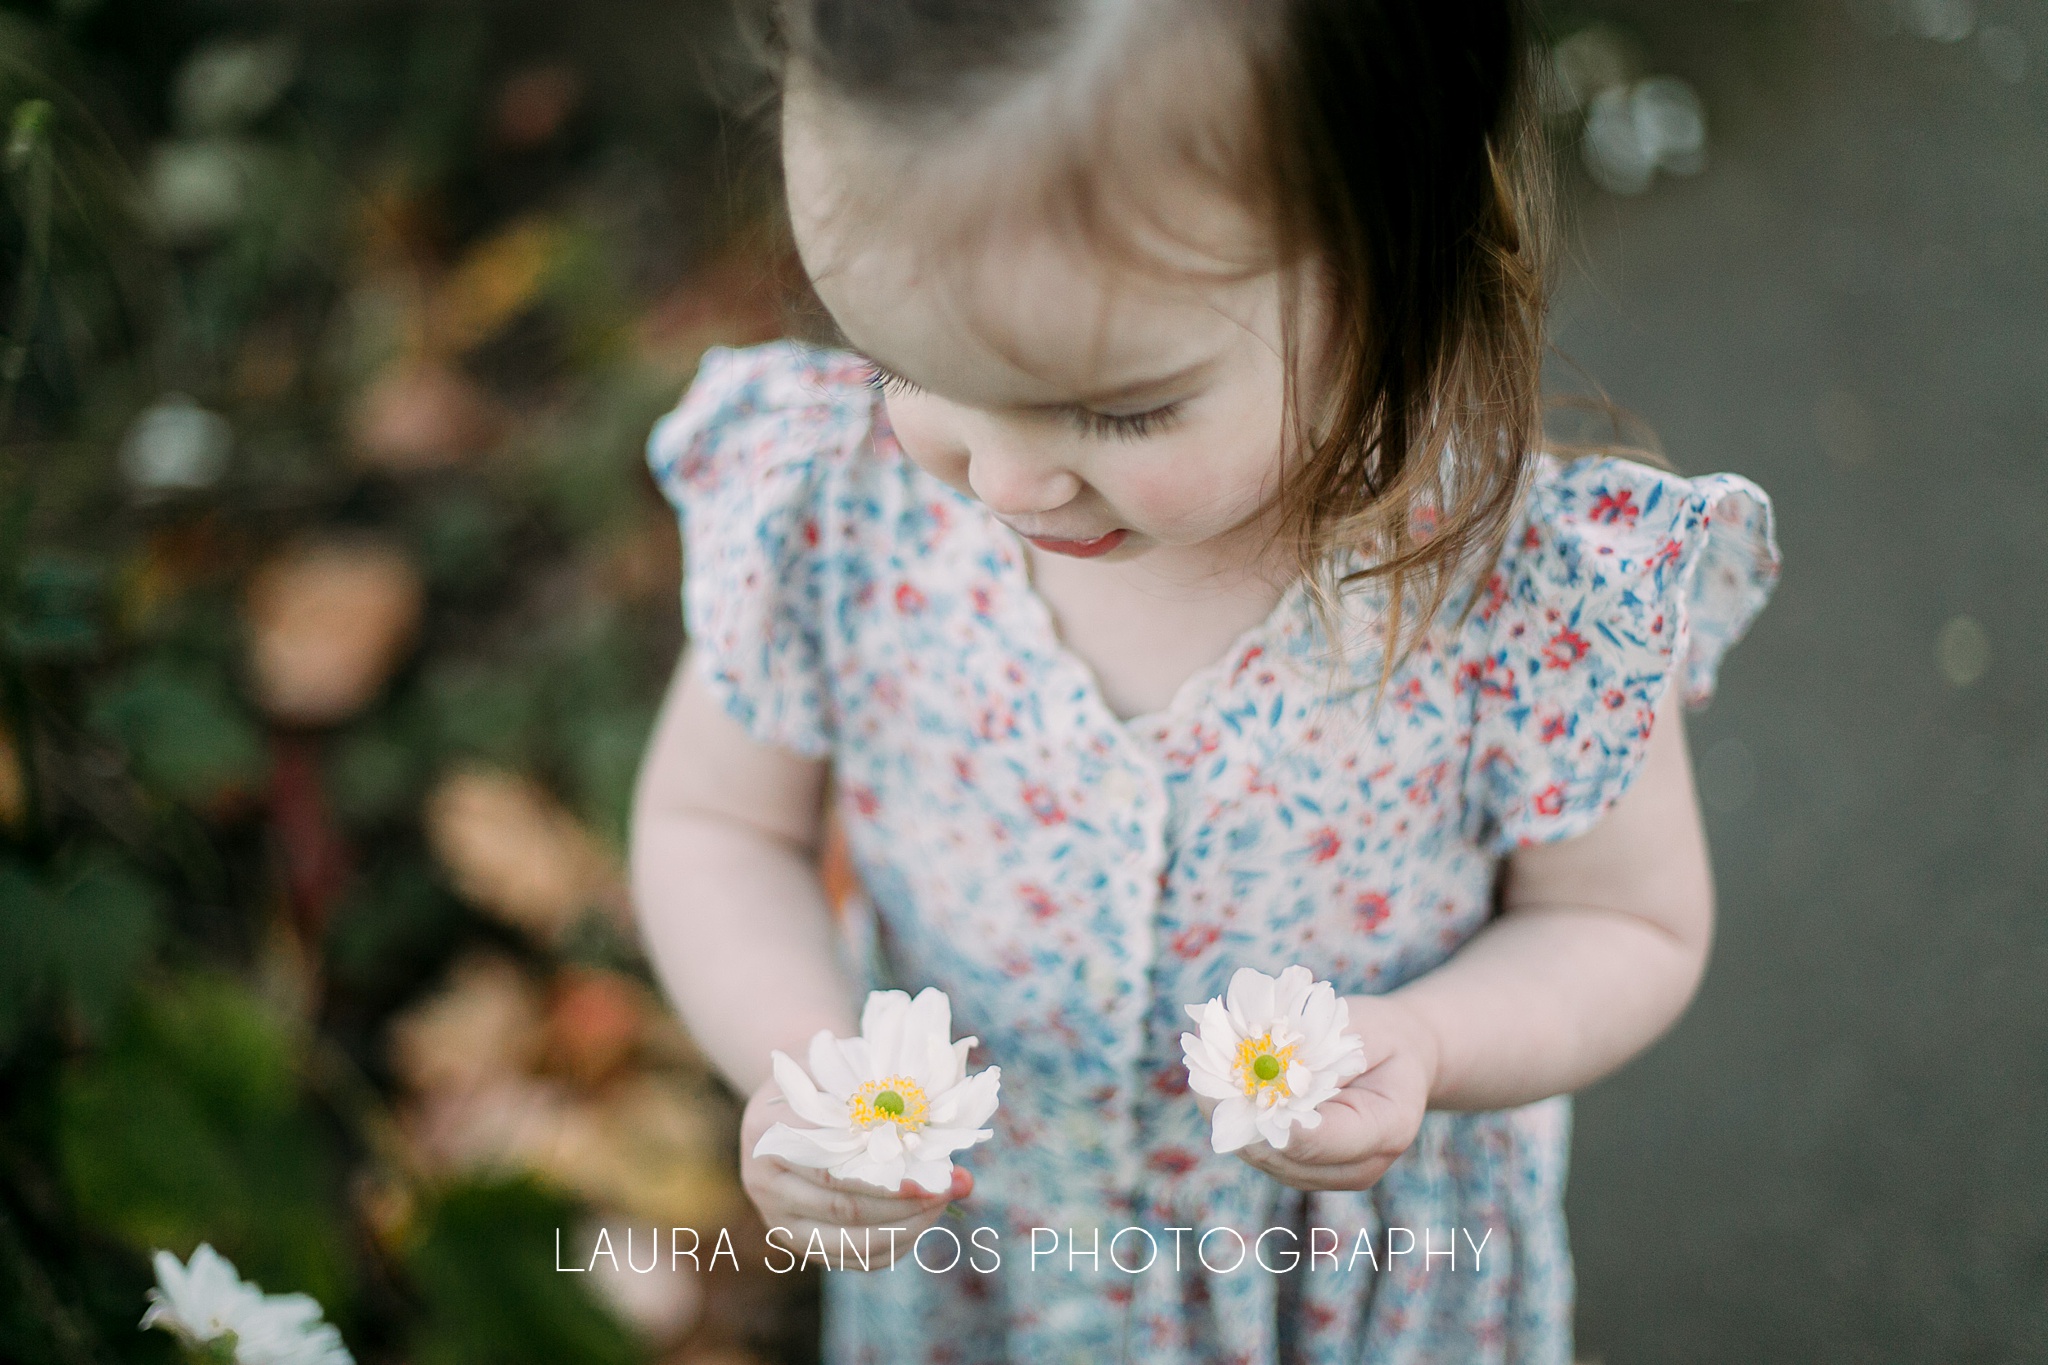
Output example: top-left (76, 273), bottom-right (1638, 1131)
top-left (0, 1), bottom-right (2037, 1363)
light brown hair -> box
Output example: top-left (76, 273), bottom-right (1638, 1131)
top-left (750, 0), bottom-right (1557, 706)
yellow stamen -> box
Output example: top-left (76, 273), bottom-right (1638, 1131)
top-left (1234, 1034), bottom-right (1297, 1100)
top-left (848, 1075), bottom-right (930, 1130)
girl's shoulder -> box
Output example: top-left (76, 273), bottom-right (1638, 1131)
top-left (643, 341), bottom-right (880, 760)
top-left (647, 339), bottom-right (878, 502)
top-left (1451, 450), bottom-right (1780, 852)
top-left (1474, 450), bottom-right (1780, 709)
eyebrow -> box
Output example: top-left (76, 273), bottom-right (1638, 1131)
top-left (860, 350), bottom-right (1217, 410)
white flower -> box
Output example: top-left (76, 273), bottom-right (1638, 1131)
top-left (1180, 965), bottom-right (1369, 1154)
top-left (141, 1243), bottom-right (353, 1365)
top-left (752, 987), bottom-right (1001, 1194)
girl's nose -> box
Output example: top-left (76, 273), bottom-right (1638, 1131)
top-left (965, 439), bottom-right (1082, 519)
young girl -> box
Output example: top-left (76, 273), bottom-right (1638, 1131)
top-left (631, 2), bottom-right (1779, 1361)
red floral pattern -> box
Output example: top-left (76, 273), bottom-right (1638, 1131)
top-left (648, 343), bottom-right (1781, 1365)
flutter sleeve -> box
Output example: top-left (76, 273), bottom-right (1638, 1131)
top-left (1458, 453), bottom-right (1781, 855)
top-left (646, 341), bottom-right (870, 760)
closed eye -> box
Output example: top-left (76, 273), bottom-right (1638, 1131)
top-left (861, 360), bottom-right (1184, 444)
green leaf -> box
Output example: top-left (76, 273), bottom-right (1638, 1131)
top-left (323, 856), bottom-right (462, 991)
top-left (326, 716), bottom-right (426, 825)
top-left (3, 553), bottom-right (104, 660)
top-left (88, 660), bottom-right (267, 804)
top-left (0, 847), bottom-right (157, 1047)
top-left (43, 848), bottom-right (162, 1037)
top-left (57, 975), bottom-right (354, 1315)
top-left (560, 705), bottom-right (654, 848)
top-left (6, 99), bottom-right (53, 173)
top-left (407, 1178), bottom-right (641, 1365)
top-left (0, 858), bottom-right (59, 1049)
top-left (406, 489), bottom-right (509, 595)
top-left (419, 666), bottom-right (539, 767)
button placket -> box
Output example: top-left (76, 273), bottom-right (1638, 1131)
top-left (1099, 734), bottom-right (1171, 1203)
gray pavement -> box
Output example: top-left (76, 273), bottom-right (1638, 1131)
top-left (1546, 2), bottom-right (2048, 1360)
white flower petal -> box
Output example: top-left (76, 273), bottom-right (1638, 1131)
top-left (837, 1035), bottom-right (875, 1080)
top-left (1274, 964), bottom-right (1316, 1017)
top-left (834, 1146), bottom-right (908, 1191)
top-left (772, 1050), bottom-right (850, 1128)
top-left (1298, 1027), bottom-right (1357, 1069)
top-left (866, 1124), bottom-right (904, 1162)
top-left (755, 1120), bottom-right (870, 1159)
top-left (914, 1029), bottom-right (955, 1094)
top-left (861, 990), bottom-right (912, 1075)
top-left (907, 987), bottom-right (952, 1052)
top-left (1184, 1061), bottom-right (1239, 1101)
top-left (142, 1243), bottom-right (353, 1365)
top-left (1260, 1109), bottom-right (1301, 1149)
top-left (928, 1066), bottom-right (1000, 1128)
top-left (1227, 967), bottom-right (1279, 1033)
top-left (808, 1027), bottom-right (862, 1097)
top-left (752, 1123), bottom-right (844, 1169)
top-left (943, 1036), bottom-right (975, 1090)
top-left (917, 1125), bottom-right (993, 1153)
top-left (1300, 981), bottom-right (1338, 1038)
top-left (1210, 1098), bottom-right (1261, 1153)
top-left (900, 1153), bottom-right (954, 1194)
top-left (1198, 998), bottom-right (1240, 1054)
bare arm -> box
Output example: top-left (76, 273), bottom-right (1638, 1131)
top-left (628, 646), bottom-right (861, 1096)
top-left (1385, 682), bottom-right (1717, 1110)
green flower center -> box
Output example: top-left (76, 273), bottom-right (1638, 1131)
top-left (1233, 1033), bottom-right (1299, 1099)
top-left (849, 1076), bottom-right (930, 1130)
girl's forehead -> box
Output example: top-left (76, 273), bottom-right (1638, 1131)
top-left (783, 80), bottom-right (1282, 405)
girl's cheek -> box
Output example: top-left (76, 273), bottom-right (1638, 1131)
top-left (1116, 427), bottom-right (1279, 540)
top-left (885, 397), bottom-right (970, 489)
top-left (1114, 456), bottom-right (1211, 533)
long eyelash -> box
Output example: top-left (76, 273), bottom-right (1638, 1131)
top-left (862, 362), bottom-right (920, 397)
top-left (1072, 404), bottom-right (1182, 442)
top-left (864, 359), bottom-right (1180, 442)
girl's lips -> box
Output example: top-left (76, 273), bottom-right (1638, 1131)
top-left (1024, 528), bottom-right (1129, 558)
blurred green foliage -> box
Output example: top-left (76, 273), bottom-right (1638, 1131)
top-left (405, 1178), bottom-right (640, 1365)
top-left (0, 0), bottom-right (777, 1360)
top-left (57, 974), bottom-right (354, 1314)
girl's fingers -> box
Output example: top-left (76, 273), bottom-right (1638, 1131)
top-left (756, 1159), bottom-right (951, 1228)
top-left (1236, 1144), bottom-right (1382, 1191)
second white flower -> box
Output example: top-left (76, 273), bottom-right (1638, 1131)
top-left (753, 986), bottom-right (1000, 1194)
top-left (1181, 965), bottom-right (1369, 1154)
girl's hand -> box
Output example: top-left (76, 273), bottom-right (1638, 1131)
top-left (1193, 993), bottom-right (1440, 1192)
top-left (738, 1075), bottom-right (972, 1270)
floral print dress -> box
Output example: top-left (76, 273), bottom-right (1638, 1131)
top-left (647, 342), bottom-right (1781, 1365)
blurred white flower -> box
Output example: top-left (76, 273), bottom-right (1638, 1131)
top-left (1907, 0), bottom-right (1975, 43)
top-left (753, 987), bottom-right (1000, 1194)
top-left (146, 138), bottom-right (278, 240)
top-left (173, 37), bottom-right (299, 134)
top-left (1583, 76), bottom-right (1707, 196)
top-left (141, 1243), bottom-right (353, 1365)
top-left (1546, 24), bottom-right (1643, 115)
top-left (120, 394), bottom-right (232, 493)
top-left (1180, 965), bottom-right (1368, 1154)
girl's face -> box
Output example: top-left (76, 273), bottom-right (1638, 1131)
top-left (781, 77), bottom-right (1316, 574)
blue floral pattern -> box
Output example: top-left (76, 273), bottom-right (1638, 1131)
top-left (647, 342), bottom-right (1781, 1365)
